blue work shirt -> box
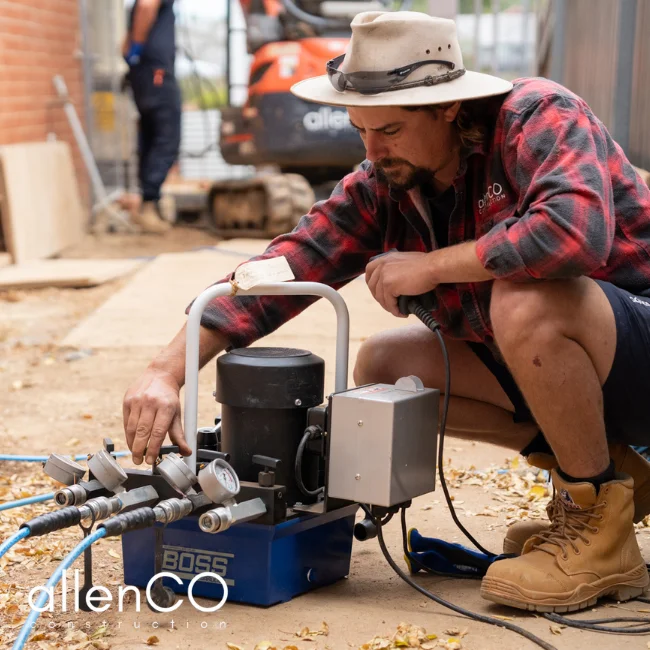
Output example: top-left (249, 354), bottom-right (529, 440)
top-left (129, 0), bottom-right (176, 72)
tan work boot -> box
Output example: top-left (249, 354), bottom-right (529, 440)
top-left (482, 469), bottom-right (649, 612)
top-left (504, 444), bottom-right (650, 555)
top-left (131, 201), bottom-right (171, 234)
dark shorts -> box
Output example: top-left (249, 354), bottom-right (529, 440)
top-left (470, 280), bottom-right (650, 448)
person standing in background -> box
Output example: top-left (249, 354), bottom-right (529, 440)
top-left (123, 0), bottom-right (180, 234)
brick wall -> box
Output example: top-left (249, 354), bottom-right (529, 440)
top-left (0, 0), bottom-right (89, 203)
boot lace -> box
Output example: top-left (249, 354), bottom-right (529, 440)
top-left (528, 490), bottom-right (605, 560)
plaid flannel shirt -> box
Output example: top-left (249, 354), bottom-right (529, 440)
top-left (190, 77), bottom-right (650, 350)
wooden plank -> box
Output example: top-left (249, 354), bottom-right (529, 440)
top-left (0, 259), bottom-right (144, 290)
top-left (0, 141), bottom-right (86, 263)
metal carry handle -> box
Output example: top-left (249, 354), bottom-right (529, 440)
top-left (184, 282), bottom-right (350, 469)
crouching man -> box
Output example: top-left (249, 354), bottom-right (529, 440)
top-left (123, 12), bottom-right (650, 612)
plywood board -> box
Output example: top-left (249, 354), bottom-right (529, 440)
top-left (0, 141), bottom-right (86, 263)
top-left (0, 259), bottom-right (144, 290)
top-left (61, 248), bottom-right (409, 392)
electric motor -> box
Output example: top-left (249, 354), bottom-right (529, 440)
top-left (215, 347), bottom-right (324, 506)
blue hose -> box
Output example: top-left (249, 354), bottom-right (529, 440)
top-left (0, 452), bottom-right (129, 462)
top-left (0, 528), bottom-right (30, 560)
top-left (0, 493), bottom-right (55, 513)
top-left (11, 528), bottom-right (107, 650)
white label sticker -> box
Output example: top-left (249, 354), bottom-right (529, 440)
top-left (233, 256), bottom-right (295, 291)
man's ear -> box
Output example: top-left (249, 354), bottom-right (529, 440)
top-left (441, 101), bottom-right (462, 122)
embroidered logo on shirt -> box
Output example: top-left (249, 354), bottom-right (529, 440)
top-left (478, 183), bottom-right (507, 214)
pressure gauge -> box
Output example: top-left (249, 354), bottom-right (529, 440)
top-left (43, 454), bottom-right (86, 485)
top-left (157, 452), bottom-right (198, 494)
top-left (88, 449), bottom-right (128, 493)
top-left (198, 459), bottom-right (240, 504)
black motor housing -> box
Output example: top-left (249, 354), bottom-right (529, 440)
top-left (215, 347), bottom-right (325, 506)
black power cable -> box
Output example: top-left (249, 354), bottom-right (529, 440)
top-left (544, 612), bottom-right (650, 634)
top-left (295, 425), bottom-right (325, 498)
top-left (404, 298), bottom-right (494, 557)
top-left (362, 504), bottom-right (558, 650)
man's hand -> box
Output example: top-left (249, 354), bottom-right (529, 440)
top-left (365, 251), bottom-right (438, 317)
top-left (123, 367), bottom-right (191, 465)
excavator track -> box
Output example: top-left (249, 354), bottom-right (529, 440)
top-left (207, 173), bottom-right (315, 239)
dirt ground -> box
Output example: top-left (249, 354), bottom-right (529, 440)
top-left (2, 227), bottom-right (650, 650)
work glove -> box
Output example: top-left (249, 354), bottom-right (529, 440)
top-left (124, 42), bottom-right (144, 66)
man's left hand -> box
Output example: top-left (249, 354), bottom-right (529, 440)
top-left (365, 251), bottom-right (438, 317)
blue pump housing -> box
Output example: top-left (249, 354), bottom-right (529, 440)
top-left (121, 504), bottom-right (357, 607)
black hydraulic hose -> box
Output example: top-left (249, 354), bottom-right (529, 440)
top-left (98, 507), bottom-right (157, 537)
top-left (20, 506), bottom-right (82, 536)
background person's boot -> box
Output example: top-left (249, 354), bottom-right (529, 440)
top-left (504, 443), bottom-right (650, 555)
top-left (482, 470), bottom-right (649, 612)
top-left (131, 201), bottom-right (171, 234)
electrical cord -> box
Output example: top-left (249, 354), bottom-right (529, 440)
top-left (364, 504), bottom-right (558, 650)
top-left (11, 529), bottom-right (107, 650)
top-left (544, 612), bottom-right (650, 634)
top-left (295, 426), bottom-right (325, 498)
top-left (405, 298), bottom-right (494, 556)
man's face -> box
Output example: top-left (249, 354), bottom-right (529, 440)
top-left (347, 104), bottom-right (460, 191)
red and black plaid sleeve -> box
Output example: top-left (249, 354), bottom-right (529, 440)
top-left (476, 93), bottom-right (616, 280)
top-left (189, 162), bottom-right (383, 350)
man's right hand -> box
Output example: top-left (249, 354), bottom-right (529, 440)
top-left (123, 367), bottom-right (191, 465)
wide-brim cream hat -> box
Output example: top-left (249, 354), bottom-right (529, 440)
top-left (291, 11), bottom-right (513, 107)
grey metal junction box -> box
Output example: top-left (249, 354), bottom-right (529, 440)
top-left (327, 377), bottom-right (439, 507)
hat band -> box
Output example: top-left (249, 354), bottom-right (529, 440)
top-left (326, 54), bottom-right (466, 95)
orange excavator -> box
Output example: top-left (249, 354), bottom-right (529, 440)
top-left (207, 0), bottom-right (403, 238)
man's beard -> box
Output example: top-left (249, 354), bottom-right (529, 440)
top-left (374, 158), bottom-right (433, 191)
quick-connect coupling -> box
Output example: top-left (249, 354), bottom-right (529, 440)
top-left (78, 496), bottom-right (118, 522)
top-left (199, 507), bottom-right (232, 534)
top-left (154, 498), bottom-right (193, 524)
top-left (198, 498), bottom-right (267, 534)
top-left (54, 479), bottom-right (105, 507)
top-left (55, 483), bottom-right (89, 507)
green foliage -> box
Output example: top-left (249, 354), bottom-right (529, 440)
top-left (459, 0), bottom-right (522, 13)
top-left (179, 75), bottom-right (228, 109)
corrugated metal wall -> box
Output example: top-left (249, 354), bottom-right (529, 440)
top-left (630, 0), bottom-right (650, 170)
top-left (548, 0), bottom-right (650, 169)
top-left (561, 0), bottom-right (619, 130)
